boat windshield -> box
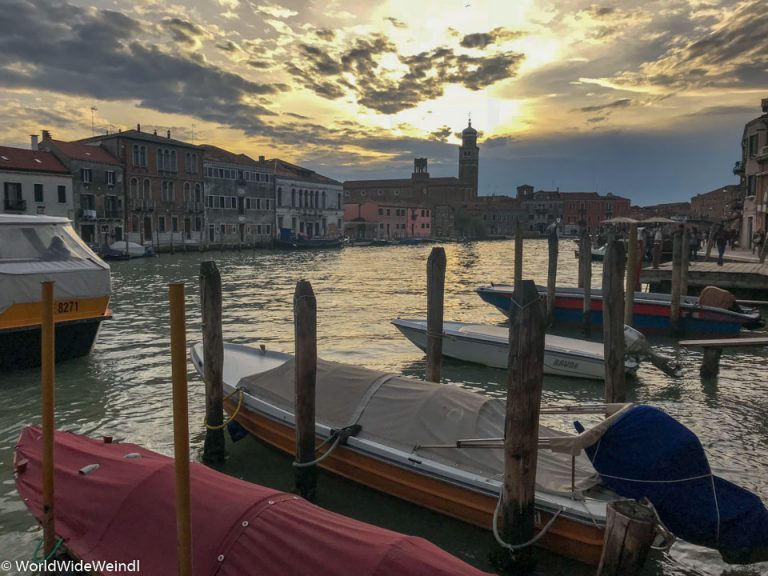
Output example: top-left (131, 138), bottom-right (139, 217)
top-left (0, 224), bottom-right (96, 262)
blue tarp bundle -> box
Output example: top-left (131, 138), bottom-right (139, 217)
top-left (576, 406), bottom-right (768, 564)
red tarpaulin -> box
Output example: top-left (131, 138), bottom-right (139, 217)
top-left (15, 427), bottom-right (491, 575)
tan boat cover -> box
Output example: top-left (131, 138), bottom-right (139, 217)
top-left (699, 286), bottom-right (736, 310)
top-left (238, 359), bottom-right (602, 496)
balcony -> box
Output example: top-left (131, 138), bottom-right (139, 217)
top-left (733, 161), bottom-right (744, 175)
top-left (4, 198), bottom-right (26, 212)
top-left (79, 208), bottom-right (97, 220)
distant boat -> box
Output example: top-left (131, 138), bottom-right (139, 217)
top-left (391, 319), bottom-right (638, 380)
top-left (274, 237), bottom-right (343, 249)
top-left (15, 426), bottom-right (490, 576)
top-left (476, 284), bottom-right (763, 336)
top-left (574, 245), bottom-right (606, 261)
top-left (107, 240), bottom-right (154, 258)
top-left (0, 215), bottom-right (111, 370)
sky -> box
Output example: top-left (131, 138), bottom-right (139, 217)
top-left (0, 0), bottom-right (766, 205)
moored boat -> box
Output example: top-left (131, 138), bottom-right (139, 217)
top-left (274, 237), bottom-right (344, 249)
top-left (0, 215), bottom-right (111, 370)
top-left (15, 426), bottom-right (490, 576)
top-left (106, 240), bottom-right (154, 258)
top-left (476, 284), bottom-right (763, 336)
top-left (190, 342), bottom-right (768, 566)
top-left (391, 318), bottom-right (638, 379)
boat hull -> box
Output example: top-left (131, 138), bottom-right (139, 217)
top-left (0, 313), bottom-right (109, 370)
top-left (477, 286), bottom-right (750, 336)
top-left (227, 398), bottom-right (605, 566)
top-left (393, 320), bottom-right (619, 380)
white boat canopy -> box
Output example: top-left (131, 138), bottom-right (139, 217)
top-left (238, 358), bottom-right (602, 496)
top-left (0, 217), bottom-right (110, 314)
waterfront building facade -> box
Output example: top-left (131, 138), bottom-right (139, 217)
top-left (202, 146), bottom-right (274, 248)
top-left (39, 133), bottom-right (124, 245)
top-left (273, 159), bottom-right (343, 239)
top-left (0, 143), bottom-right (72, 219)
top-left (560, 192), bottom-right (630, 233)
top-left (81, 126), bottom-right (204, 250)
top-left (344, 201), bottom-right (432, 240)
top-left (630, 202), bottom-right (690, 221)
top-left (735, 99), bottom-right (768, 242)
top-left (690, 185), bottom-right (743, 222)
top-left (518, 186), bottom-right (563, 233)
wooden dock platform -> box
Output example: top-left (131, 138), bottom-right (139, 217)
top-left (640, 261), bottom-right (768, 297)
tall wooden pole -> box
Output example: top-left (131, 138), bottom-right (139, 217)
top-left (581, 231), bottom-right (592, 338)
top-left (169, 283), bottom-right (193, 576)
top-left (514, 218), bottom-right (523, 292)
top-left (546, 225), bottom-right (558, 326)
top-left (603, 240), bottom-right (626, 403)
top-left (670, 228), bottom-right (683, 336)
top-left (705, 224), bottom-right (717, 262)
top-left (501, 280), bottom-right (545, 569)
top-left (680, 227), bottom-right (690, 298)
top-left (200, 261), bottom-right (225, 466)
top-left (41, 281), bottom-right (56, 557)
top-left (624, 223), bottom-right (638, 326)
top-left (294, 279), bottom-right (318, 501)
top-left (426, 247), bottom-right (446, 383)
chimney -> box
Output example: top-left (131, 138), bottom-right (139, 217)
top-left (762, 98), bottom-right (768, 114)
top-left (30, 134), bottom-right (39, 150)
top-left (259, 155), bottom-right (265, 162)
top-left (41, 129), bottom-right (51, 140)
top-left (153, 129), bottom-right (157, 136)
top-left (137, 123), bottom-right (141, 132)
top-left (167, 130), bottom-right (171, 139)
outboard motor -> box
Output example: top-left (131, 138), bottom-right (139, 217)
top-left (624, 325), bottom-right (681, 378)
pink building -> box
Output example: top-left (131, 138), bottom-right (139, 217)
top-left (344, 201), bottom-right (432, 240)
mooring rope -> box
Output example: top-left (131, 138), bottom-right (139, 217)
top-left (491, 490), bottom-right (564, 552)
top-left (204, 387), bottom-right (245, 431)
top-left (292, 434), bottom-right (343, 468)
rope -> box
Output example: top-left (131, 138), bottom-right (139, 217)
top-left (293, 434), bottom-right (342, 468)
top-left (596, 472), bottom-right (712, 484)
top-left (204, 388), bottom-right (244, 431)
top-left (31, 536), bottom-right (64, 562)
top-left (491, 489), bottom-right (564, 551)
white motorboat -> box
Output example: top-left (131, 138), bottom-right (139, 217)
top-left (391, 319), bottom-right (638, 380)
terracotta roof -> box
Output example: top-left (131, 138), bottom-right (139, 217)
top-left (47, 140), bottom-right (120, 165)
top-left (344, 176), bottom-right (464, 187)
top-left (0, 146), bottom-right (69, 174)
top-left (80, 129), bottom-right (202, 150)
top-left (268, 158), bottom-right (341, 185)
top-left (200, 145), bottom-right (264, 168)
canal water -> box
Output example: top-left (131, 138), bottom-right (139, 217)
top-left (1, 239), bottom-right (767, 575)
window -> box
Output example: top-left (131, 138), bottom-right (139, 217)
top-left (132, 145), bottom-right (147, 167)
top-left (378, 208), bottom-right (383, 216)
top-left (749, 134), bottom-right (759, 156)
top-left (161, 181), bottom-right (174, 202)
top-left (34, 184), bottom-right (43, 203)
top-left (106, 171), bottom-right (115, 186)
top-left (143, 179), bottom-right (151, 200)
top-left (265, 199), bottom-right (270, 210)
top-left (159, 216), bottom-right (166, 233)
top-left (172, 216), bottom-right (178, 233)
top-left (57, 185), bottom-right (66, 203)
top-left (81, 168), bottom-right (92, 184)
top-left (266, 224), bottom-right (271, 234)
top-left (195, 183), bottom-right (202, 203)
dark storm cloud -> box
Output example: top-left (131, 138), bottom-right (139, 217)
top-left (460, 27), bottom-right (524, 49)
top-left (161, 17), bottom-right (207, 46)
top-left (0, 0), bottom-right (287, 135)
top-left (579, 98), bottom-right (632, 113)
top-left (429, 126), bottom-right (453, 141)
top-left (315, 28), bottom-right (335, 41)
top-left (217, 40), bottom-right (239, 53)
top-left (587, 115), bottom-right (607, 123)
top-left (287, 33), bottom-right (525, 114)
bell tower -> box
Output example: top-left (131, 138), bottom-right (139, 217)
top-left (459, 118), bottom-right (479, 197)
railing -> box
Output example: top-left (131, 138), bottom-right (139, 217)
top-left (79, 208), bottom-right (97, 219)
top-left (4, 198), bottom-right (26, 211)
top-left (733, 161), bottom-right (744, 175)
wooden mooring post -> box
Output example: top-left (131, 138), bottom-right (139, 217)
top-left (680, 227), bottom-right (690, 298)
top-left (500, 280), bottom-right (545, 570)
top-left (680, 337), bottom-right (768, 379)
top-left (546, 225), bottom-right (558, 326)
top-left (580, 231), bottom-right (592, 337)
top-left (514, 219), bottom-right (524, 292)
top-left (294, 279), bottom-right (318, 501)
top-left (200, 261), bottom-right (226, 466)
top-left (624, 223), bottom-right (638, 326)
top-left (597, 500), bottom-right (656, 576)
top-left (603, 240), bottom-right (626, 403)
top-left (705, 224), bottom-right (717, 262)
top-left (426, 247), bottom-right (446, 383)
top-left (40, 281), bottom-right (56, 557)
top-left (670, 227), bottom-right (683, 336)
top-left (168, 283), bottom-right (193, 576)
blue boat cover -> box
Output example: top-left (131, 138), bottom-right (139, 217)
top-left (575, 406), bottom-right (768, 564)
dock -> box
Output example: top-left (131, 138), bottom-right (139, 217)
top-left (640, 261), bottom-right (768, 298)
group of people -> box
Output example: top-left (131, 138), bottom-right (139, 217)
top-left (637, 224), bottom-right (740, 266)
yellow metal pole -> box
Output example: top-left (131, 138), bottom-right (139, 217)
top-left (169, 283), bottom-right (192, 576)
top-left (41, 281), bottom-right (56, 557)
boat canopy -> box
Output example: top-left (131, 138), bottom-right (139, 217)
top-left (16, 427), bottom-right (489, 576)
top-left (238, 358), bottom-right (601, 496)
top-left (0, 219), bottom-right (110, 314)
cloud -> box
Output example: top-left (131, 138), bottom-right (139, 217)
top-left (0, 0), bottom-right (290, 137)
top-left (287, 33), bottom-right (525, 113)
top-left (429, 125), bottom-right (453, 142)
top-left (460, 27), bottom-right (524, 49)
top-left (255, 2), bottom-right (298, 19)
top-left (385, 17), bottom-right (407, 29)
top-left (161, 17), bottom-right (209, 48)
top-left (578, 98), bottom-right (632, 112)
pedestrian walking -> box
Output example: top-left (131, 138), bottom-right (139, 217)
top-left (715, 225), bottom-right (728, 266)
